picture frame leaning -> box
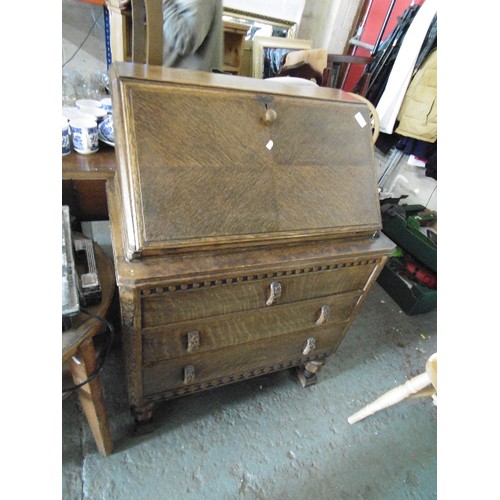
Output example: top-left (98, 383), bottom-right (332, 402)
top-left (252, 36), bottom-right (313, 79)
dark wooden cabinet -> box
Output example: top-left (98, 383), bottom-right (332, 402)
top-left (107, 62), bottom-right (394, 424)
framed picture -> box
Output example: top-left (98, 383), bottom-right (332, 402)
top-left (252, 36), bottom-right (313, 79)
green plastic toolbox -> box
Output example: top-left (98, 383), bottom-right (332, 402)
top-left (377, 203), bottom-right (437, 315)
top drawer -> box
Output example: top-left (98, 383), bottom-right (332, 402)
top-left (141, 258), bottom-right (378, 327)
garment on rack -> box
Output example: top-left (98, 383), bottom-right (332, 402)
top-left (375, 132), bottom-right (402, 155)
top-left (397, 137), bottom-right (433, 157)
top-left (395, 137), bottom-right (437, 180)
top-left (425, 148), bottom-right (437, 180)
top-left (376, 0), bottom-right (437, 134)
top-left (395, 48), bottom-right (437, 143)
top-left (361, 5), bottom-right (420, 106)
top-left (414, 15), bottom-right (437, 71)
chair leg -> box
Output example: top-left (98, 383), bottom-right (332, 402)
top-left (348, 372), bottom-right (431, 424)
top-left (69, 338), bottom-right (113, 456)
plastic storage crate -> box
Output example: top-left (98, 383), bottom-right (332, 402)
top-left (377, 203), bottom-right (437, 315)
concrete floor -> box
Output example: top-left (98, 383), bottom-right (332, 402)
top-left (62, 282), bottom-right (437, 499)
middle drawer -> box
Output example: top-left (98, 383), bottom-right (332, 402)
top-left (142, 290), bottom-right (361, 364)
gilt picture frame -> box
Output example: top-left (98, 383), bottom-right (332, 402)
top-left (252, 36), bottom-right (313, 79)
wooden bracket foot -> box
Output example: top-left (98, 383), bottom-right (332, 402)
top-left (133, 418), bottom-right (156, 436)
top-left (131, 402), bottom-right (155, 426)
top-left (295, 360), bottom-right (325, 388)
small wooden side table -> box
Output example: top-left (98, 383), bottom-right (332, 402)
top-left (62, 238), bottom-right (115, 457)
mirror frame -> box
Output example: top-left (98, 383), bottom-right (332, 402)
top-left (252, 36), bottom-right (313, 79)
top-left (222, 8), bottom-right (298, 40)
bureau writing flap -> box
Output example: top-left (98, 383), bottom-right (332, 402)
top-left (110, 62), bottom-right (381, 260)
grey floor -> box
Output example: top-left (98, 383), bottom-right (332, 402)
top-left (62, 282), bottom-right (437, 499)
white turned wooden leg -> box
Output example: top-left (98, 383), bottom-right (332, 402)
top-left (348, 372), bottom-right (431, 425)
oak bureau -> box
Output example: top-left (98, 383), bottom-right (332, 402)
top-left (107, 62), bottom-right (395, 426)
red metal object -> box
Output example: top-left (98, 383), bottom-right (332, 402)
top-left (405, 261), bottom-right (437, 289)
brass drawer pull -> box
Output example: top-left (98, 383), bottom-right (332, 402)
top-left (302, 337), bottom-right (316, 356)
top-left (186, 330), bottom-right (200, 353)
top-left (266, 281), bottom-right (282, 306)
top-left (315, 305), bottom-right (330, 325)
top-left (183, 365), bottom-right (196, 385)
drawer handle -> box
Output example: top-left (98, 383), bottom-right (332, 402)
top-left (266, 281), bottom-right (282, 306)
top-left (184, 365), bottom-right (196, 385)
top-left (315, 305), bottom-right (330, 325)
top-left (186, 330), bottom-right (200, 353)
top-left (302, 337), bottom-right (316, 355)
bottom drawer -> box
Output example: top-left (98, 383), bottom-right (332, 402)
top-left (142, 322), bottom-right (349, 399)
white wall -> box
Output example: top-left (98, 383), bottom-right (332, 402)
top-left (298, 0), bottom-right (363, 52)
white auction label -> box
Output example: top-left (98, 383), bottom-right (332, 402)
top-left (355, 112), bottom-right (367, 128)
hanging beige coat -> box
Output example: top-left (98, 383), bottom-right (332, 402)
top-left (395, 48), bottom-right (437, 143)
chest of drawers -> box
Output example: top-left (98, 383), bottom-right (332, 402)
top-left (107, 63), bottom-right (394, 424)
